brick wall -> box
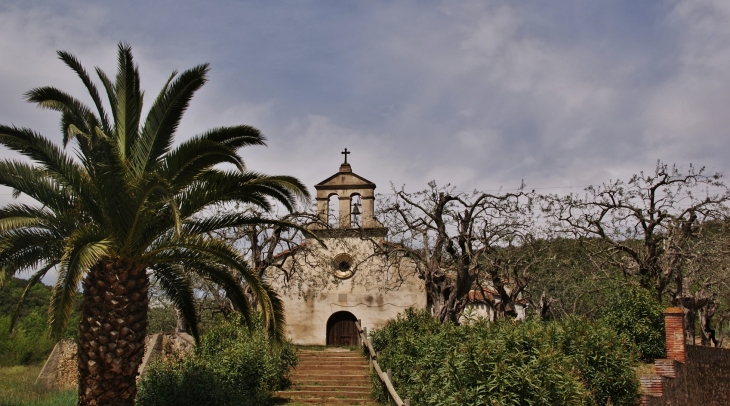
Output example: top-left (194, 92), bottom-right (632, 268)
top-left (640, 308), bottom-right (730, 405)
top-left (663, 308), bottom-right (685, 363)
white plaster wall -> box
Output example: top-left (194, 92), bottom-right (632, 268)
top-left (267, 236), bottom-right (426, 345)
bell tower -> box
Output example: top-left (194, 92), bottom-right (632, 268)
top-left (267, 148), bottom-right (426, 346)
top-left (313, 149), bottom-right (383, 232)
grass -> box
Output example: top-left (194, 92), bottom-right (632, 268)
top-left (0, 365), bottom-right (76, 406)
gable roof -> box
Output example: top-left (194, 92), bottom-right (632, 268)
top-left (314, 170), bottom-right (376, 189)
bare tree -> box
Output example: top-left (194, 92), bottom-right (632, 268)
top-left (543, 162), bottom-right (729, 343)
top-left (378, 182), bottom-right (538, 324)
top-left (676, 220), bottom-right (730, 346)
top-left (206, 207), bottom-right (323, 304)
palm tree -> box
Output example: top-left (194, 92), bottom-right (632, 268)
top-left (0, 44), bottom-right (309, 406)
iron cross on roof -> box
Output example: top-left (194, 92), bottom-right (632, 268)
top-left (341, 148), bottom-right (351, 164)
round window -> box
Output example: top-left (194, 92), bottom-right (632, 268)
top-left (331, 253), bottom-right (355, 279)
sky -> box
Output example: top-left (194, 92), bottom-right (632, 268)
top-left (1, 1), bottom-right (729, 282)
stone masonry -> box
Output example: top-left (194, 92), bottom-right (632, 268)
top-left (36, 332), bottom-right (194, 390)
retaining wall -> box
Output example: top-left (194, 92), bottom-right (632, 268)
top-left (36, 332), bottom-right (194, 390)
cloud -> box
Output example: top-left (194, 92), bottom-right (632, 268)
top-left (1, 0), bottom-right (730, 284)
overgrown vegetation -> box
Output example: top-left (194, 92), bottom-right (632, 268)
top-left (600, 286), bottom-right (666, 362)
top-left (370, 309), bottom-right (640, 406)
top-left (136, 315), bottom-right (298, 406)
top-left (0, 364), bottom-right (76, 406)
top-left (0, 278), bottom-right (79, 367)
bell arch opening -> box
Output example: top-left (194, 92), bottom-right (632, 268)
top-left (350, 193), bottom-right (362, 227)
top-left (327, 193), bottom-right (340, 227)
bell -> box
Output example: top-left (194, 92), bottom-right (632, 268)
top-left (351, 203), bottom-right (361, 215)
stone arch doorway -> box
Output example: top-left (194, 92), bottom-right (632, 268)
top-left (326, 311), bottom-right (359, 346)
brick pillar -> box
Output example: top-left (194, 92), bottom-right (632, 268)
top-left (664, 307), bottom-right (685, 363)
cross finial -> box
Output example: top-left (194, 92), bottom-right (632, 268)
top-left (341, 148), bottom-right (351, 164)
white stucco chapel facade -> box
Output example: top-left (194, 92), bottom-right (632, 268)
top-left (266, 154), bottom-right (426, 345)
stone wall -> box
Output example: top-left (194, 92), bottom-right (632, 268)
top-left (36, 338), bottom-right (78, 390)
top-left (640, 308), bottom-right (730, 405)
top-left (36, 333), bottom-right (194, 390)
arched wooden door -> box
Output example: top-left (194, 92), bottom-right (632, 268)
top-left (326, 311), bottom-right (358, 346)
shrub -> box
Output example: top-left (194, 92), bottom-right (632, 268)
top-left (558, 317), bottom-right (640, 406)
top-left (0, 311), bottom-right (56, 366)
top-left (371, 309), bottom-right (640, 406)
top-left (136, 315), bottom-right (297, 406)
top-left (600, 286), bottom-right (665, 362)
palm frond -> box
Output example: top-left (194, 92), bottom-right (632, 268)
top-left (24, 87), bottom-right (100, 145)
top-left (260, 281), bottom-right (286, 344)
top-left (182, 213), bottom-right (312, 238)
top-left (0, 203), bottom-right (53, 233)
top-left (197, 125), bottom-right (267, 149)
top-left (144, 236), bottom-right (270, 329)
top-left (0, 266), bottom-right (13, 289)
top-left (49, 227), bottom-right (110, 336)
top-left (0, 228), bottom-right (62, 267)
top-left (123, 173), bottom-right (177, 254)
top-left (112, 43), bottom-right (143, 160)
top-left (0, 161), bottom-right (73, 213)
top-left (57, 50), bottom-right (111, 133)
top-left (132, 64), bottom-right (209, 176)
top-left (0, 126), bottom-right (87, 191)
top-left (150, 263), bottom-right (200, 341)
top-left (177, 170), bottom-right (309, 219)
top-left (95, 67), bottom-right (118, 127)
top-left (160, 139), bottom-right (243, 189)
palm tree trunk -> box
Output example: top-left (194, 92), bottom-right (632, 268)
top-left (77, 259), bottom-right (149, 406)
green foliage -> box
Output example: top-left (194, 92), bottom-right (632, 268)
top-left (0, 278), bottom-right (53, 319)
top-left (600, 286), bottom-right (666, 362)
top-left (0, 312), bottom-right (55, 366)
top-left (0, 278), bottom-right (79, 366)
top-left (371, 309), bottom-right (640, 406)
top-left (147, 306), bottom-right (177, 334)
top-left (528, 237), bottom-right (628, 318)
top-left (136, 315), bottom-right (298, 406)
top-left (559, 317), bottom-right (641, 406)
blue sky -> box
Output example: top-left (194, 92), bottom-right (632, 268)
top-left (1, 1), bottom-right (729, 268)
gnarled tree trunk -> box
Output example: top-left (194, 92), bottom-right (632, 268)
top-left (77, 259), bottom-right (149, 406)
top-left (699, 300), bottom-right (719, 347)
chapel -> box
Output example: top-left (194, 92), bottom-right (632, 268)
top-left (266, 150), bottom-right (426, 345)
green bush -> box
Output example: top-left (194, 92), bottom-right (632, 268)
top-left (600, 286), bottom-right (665, 362)
top-left (558, 317), bottom-right (640, 406)
top-left (0, 278), bottom-right (80, 367)
top-left (136, 315), bottom-right (297, 406)
top-left (0, 311), bottom-right (56, 366)
top-left (371, 309), bottom-right (640, 406)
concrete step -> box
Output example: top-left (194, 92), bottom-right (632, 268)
top-left (291, 385), bottom-right (370, 392)
top-left (294, 364), bottom-right (370, 372)
top-left (274, 396), bottom-right (378, 405)
top-left (298, 358), bottom-right (368, 364)
top-left (278, 348), bottom-right (377, 405)
top-left (291, 373), bottom-right (369, 381)
top-left (284, 389), bottom-right (371, 397)
top-left (296, 364), bottom-right (368, 370)
top-left (299, 351), bottom-right (362, 357)
top-left (291, 378), bottom-right (370, 386)
top-left (291, 379), bottom-right (370, 387)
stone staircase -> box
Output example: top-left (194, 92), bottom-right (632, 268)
top-left (276, 348), bottom-right (379, 405)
